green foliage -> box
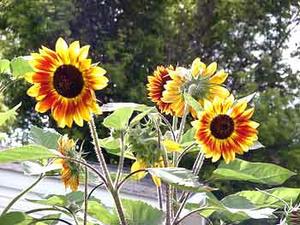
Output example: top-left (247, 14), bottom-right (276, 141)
top-left (28, 192), bottom-right (84, 213)
top-left (0, 212), bottom-right (33, 225)
top-left (0, 103), bottom-right (21, 126)
top-left (10, 57), bottom-right (33, 78)
top-left (0, 145), bottom-right (56, 164)
top-left (87, 198), bottom-right (119, 225)
top-left (21, 161), bottom-right (61, 175)
top-left (211, 158), bottom-right (296, 185)
top-left (103, 107), bottom-right (134, 130)
top-left (99, 137), bottom-right (135, 160)
top-left (0, 1), bottom-right (299, 224)
top-left (148, 167), bottom-right (213, 191)
top-left (0, 59), bottom-right (10, 74)
top-left (29, 125), bottom-right (61, 149)
top-left (228, 187), bottom-right (300, 208)
top-left (122, 199), bottom-right (164, 225)
top-left (188, 192), bottom-right (276, 223)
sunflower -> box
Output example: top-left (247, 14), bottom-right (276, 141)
top-left (26, 37), bottom-right (108, 128)
top-left (147, 65), bottom-right (175, 115)
top-left (162, 57), bottom-right (229, 117)
top-left (193, 95), bottom-right (259, 163)
top-left (56, 135), bottom-right (81, 191)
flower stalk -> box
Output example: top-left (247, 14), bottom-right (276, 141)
top-left (88, 117), bottom-right (127, 225)
top-left (115, 131), bottom-right (125, 187)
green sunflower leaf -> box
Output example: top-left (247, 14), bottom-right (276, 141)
top-left (148, 167), bottom-right (215, 192)
top-left (0, 145), bottom-right (56, 164)
top-left (99, 137), bottom-right (135, 159)
top-left (211, 158), bottom-right (296, 185)
top-left (22, 161), bottom-right (61, 175)
top-left (226, 187), bottom-right (300, 208)
top-left (103, 107), bottom-right (134, 130)
top-left (87, 198), bottom-right (119, 225)
top-left (29, 126), bottom-right (61, 149)
top-left (0, 59), bottom-right (11, 74)
top-left (187, 192), bottom-right (276, 223)
top-left (10, 56), bottom-right (33, 78)
top-left (0, 212), bottom-right (34, 225)
top-left (0, 103), bottom-right (21, 126)
top-left (130, 107), bottom-right (155, 127)
top-left (99, 137), bottom-right (120, 149)
top-left (28, 192), bottom-right (84, 212)
top-left (122, 199), bottom-right (164, 225)
top-left (28, 195), bottom-right (67, 207)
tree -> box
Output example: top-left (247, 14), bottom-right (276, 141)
top-left (0, 0), bottom-right (299, 170)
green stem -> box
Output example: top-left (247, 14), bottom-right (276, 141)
top-left (83, 167), bottom-right (88, 225)
top-left (115, 131), bottom-right (125, 187)
top-left (172, 116), bottom-right (178, 133)
top-left (26, 207), bottom-right (67, 215)
top-left (62, 206), bottom-right (79, 225)
top-left (116, 169), bottom-right (147, 191)
top-left (1, 174), bottom-right (44, 215)
top-left (87, 183), bottom-right (105, 199)
top-left (30, 218), bottom-right (72, 225)
top-left (26, 207), bottom-right (78, 224)
top-left (176, 102), bottom-right (189, 143)
top-left (159, 114), bottom-right (176, 141)
top-left (88, 117), bottom-right (127, 225)
top-left (157, 186), bottom-right (163, 210)
top-left (173, 152), bottom-right (206, 224)
top-left (193, 152), bottom-right (205, 175)
top-left (176, 143), bottom-right (197, 167)
top-left (88, 118), bottom-right (112, 187)
top-left (154, 119), bottom-right (172, 225)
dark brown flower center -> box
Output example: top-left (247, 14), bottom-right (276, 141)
top-left (210, 114), bottom-right (234, 139)
top-left (53, 65), bottom-right (84, 98)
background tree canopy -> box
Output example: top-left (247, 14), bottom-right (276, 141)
top-left (0, 0), bottom-right (299, 214)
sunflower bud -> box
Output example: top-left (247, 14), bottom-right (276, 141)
top-left (56, 135), bottom-right (82, 191)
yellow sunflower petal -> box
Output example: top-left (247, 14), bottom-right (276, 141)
top-left (79, 45), bottom-right (90, 61)
top-left (163, 139), bottom-right (182, 152)
top-left (90, 66), bottom-right (107, 77)
top-left (222, 94), bottom-right (235, 113)
top-left (27, 84), bottom-right (40, 97)
top-left (204, 62), bottom-right (217, 77)
top-left (191, 57), bottom-right (202, 78)
top-left (211, 152), bottom-right (221, 162)
top-left (203, 99), bottom-right (213, 111)
top-left (248, 121), bottom-right (260, 128)
top-left (69, 41), bottom-right (80, 64)
top-left (231, 100), bottom-right (248, 118)
top-left (73, 108), bottom-right (84, 127)
top-left (209, 69), bottom-right (228, 84)
top-left (55, 37), bottom-right (70, 64)
top-left (209, 85), bottom-right (230, 99)
top-left (152, 176), bottom-right (161, 187)
top-left (25, 72), bottom-right (34, 83)
top-left (131, 160), bottom-right (147, 180)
